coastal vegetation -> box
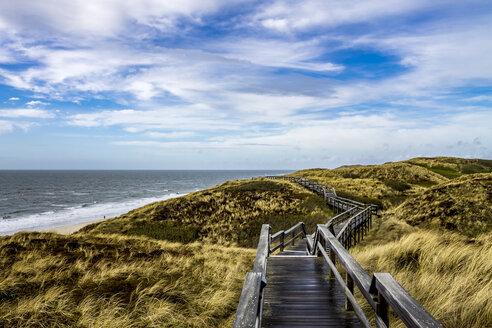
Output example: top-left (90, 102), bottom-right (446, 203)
top-left (0, 156), bottom-right (490, 327)
top-left (0, 232), bottom-right (255, 327)
top-left (80, 179), bottom-right (334, 248)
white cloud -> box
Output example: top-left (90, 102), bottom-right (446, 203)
top-left (215, 38), bottom-right (343, 72)
top-left (8, 97), bottom-right (19, 101)
top-left (0, 108), bottom-right (55, 118)
top-left (0, 119), bottom-right (36, 134)
top-left (68, 105), bottom-right (239, 131)
top-left (145, 131), bottom-right (196, 139)
top-left (109, 110), bottom-right (492, 167)
top-left (26, 100), bottom-right (49, 107)
top-left (253, 0), bottom-right (440, 33)
top-left (0, 0), bottom-right (247, 38)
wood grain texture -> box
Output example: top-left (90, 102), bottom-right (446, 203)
top-left (262, 251), bottom-right (361, 328)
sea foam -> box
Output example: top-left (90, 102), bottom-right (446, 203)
top-left (0, 193), bottom-right (183, 236)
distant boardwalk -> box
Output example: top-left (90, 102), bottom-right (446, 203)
top-left (233, 177), bottom-right (442, 328)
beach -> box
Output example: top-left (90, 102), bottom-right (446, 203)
top-left (42, 219), bottom-right (105, 234)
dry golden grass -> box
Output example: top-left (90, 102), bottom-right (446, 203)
top-left (405, 157), bottom-right (492, 177)
top-left (392, 173), bottom-right (492, 236)
top-left (352, 228), bottom-right (492, 328)
top-left (0, 232), bottom-right (255, 328)
top-left (81, 178), bottom-right (334, 247)
top-left (290, 162), bottom-right (448, 208)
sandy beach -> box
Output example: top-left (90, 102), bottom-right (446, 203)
top-left (43, 219), bottom-right (106, 235)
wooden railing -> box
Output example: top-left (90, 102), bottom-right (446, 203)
top-left (336, 206), bottom-right (373, 249)
top-left (315, 225), bottom-right (443, 328)
top-left (269, 221), bottom-right (310, 254)
top-left (234, 176), bottom-right (442, 328)
top-left (233, 224), bottom-right (270, 328)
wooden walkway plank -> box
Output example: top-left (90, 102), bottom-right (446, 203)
top-left (262, 243), bottom-right (361, 328)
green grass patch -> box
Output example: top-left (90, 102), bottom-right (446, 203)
top-left (476, 159), bottom-right (492, 168)
top-left (225, 180), bottom-right (283, 192)
top-left (342, 172), bottom-right (360, 179)
top-left (427, 165), bottom-right (462, 178)
top-left (383, 179), bottom-right (411, 192)
top-left (124, 220), bottom-right (199, 243)
top-left (460, 163), bottom-right (492, 174)
top-left (411, 162), bottom-right (462, 178)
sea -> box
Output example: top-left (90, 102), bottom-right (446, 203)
top-left (0, 170), bottom-right (291, 236)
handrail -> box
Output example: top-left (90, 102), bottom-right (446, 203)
top-left (315, 225), bottom-right (443, 328)
top-left (233, 224), bottom-right (270, 328)
top-left (268, 221), bottom-right (311, 255)
top-left (370, 273), bottom-right (443, 328)
top-left (325, 206), bottom-right (357, 228)
top-left (336, 206), bottom-right (372, 249)
top-left (253, 224), bottom-right (270, 275)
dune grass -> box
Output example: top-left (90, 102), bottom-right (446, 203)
top-left (289, 162), bottom-right (446, 208)
top-left (81, 178), bottom-right (334, 247)
top-left (392, 173), bottom-right (492, 236)
top-left (0, 232), bottom-right (255, 328)
top-left (352, 226), bottom-right (492, 328)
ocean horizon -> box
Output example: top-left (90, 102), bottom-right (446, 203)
top-left (0, 170), bottom-right (292, 235)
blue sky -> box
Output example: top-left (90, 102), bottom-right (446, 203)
top-left (0, 0), bottom-right (491, 169)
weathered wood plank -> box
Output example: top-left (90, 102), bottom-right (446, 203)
top-left (253, 224), bottom-right (270, 275)
top-left (262, 256), bottom-right (361, 328)
top-left (233, 272), bottom-right (263, 328)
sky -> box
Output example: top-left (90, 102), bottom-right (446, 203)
top-left (0, 0), bottom-right (491, 169)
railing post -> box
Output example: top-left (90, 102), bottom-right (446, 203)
top-left (280, 232), bottom-right (285, 252)
top-left (346, 272), bottom-right (354, 311)
top-left (377, 291), bottom-right (390, 327)
top-left (357, 217), bottom-right (361, 243)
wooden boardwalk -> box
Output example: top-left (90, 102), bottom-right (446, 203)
top-left (233, 176), bottom-right (443, 328)
top-left (262, 240), bottom-right (361, 327)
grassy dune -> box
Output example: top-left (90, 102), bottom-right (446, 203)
top-left (352, 227), bottom-right (492, 328)
top-left (81, 178), bottom-right (334, 248)
top-left (406, 157), bottom-right (492, 177)
top-left (393, 173), bottom-right (492, 236)
top-left (0, 232), bottom-right (255, 327)
top-left (290, 162), bottom-right (449, 208)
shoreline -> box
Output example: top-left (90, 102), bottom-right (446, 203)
top-left (42, 219), bottom-right (106, 235)
top-left (2, 192), bottom-right (189, 237)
